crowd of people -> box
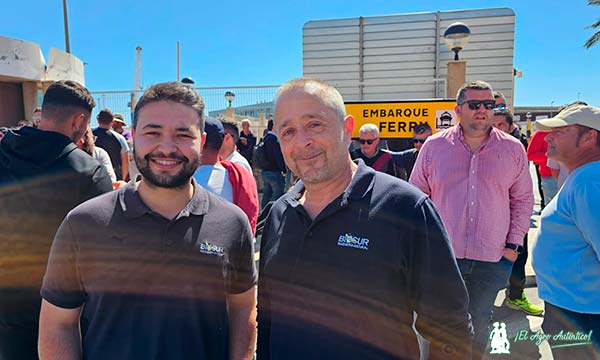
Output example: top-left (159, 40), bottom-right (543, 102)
top-left (0, 78), bottom-right (598, 360)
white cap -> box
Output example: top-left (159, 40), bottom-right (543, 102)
top-left (536, 105), bottom-right (600, 131)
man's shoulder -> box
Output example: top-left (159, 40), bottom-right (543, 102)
top-left (204, 189), bottom-right (251, 227)
top-left (370, 169), bottom-right (427, 205)
top-left (66, 188), bottom-right (120, 225)
top-left (64, 147), bottom-right (105, 175)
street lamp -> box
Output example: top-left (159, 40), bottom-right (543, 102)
top-left (443, 22), bottom-right (472, 61)
top-left (224, 91), bottom-right (235, 108)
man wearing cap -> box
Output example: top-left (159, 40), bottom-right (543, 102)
top-left (194, 117), bottom-right (259, 233)
top-left (112, 113), bottom-right (133, 145)
top-left (397, 123), bottom-right (433, 179)
top-left (532, 105), bottom-right (600, 359)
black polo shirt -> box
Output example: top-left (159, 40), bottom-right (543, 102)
top-left (258, 161), bottom-right (472, 360)
top-left (41, 180), bottom-right (257, 360)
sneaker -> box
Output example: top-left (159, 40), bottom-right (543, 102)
top-left (505, 293), bottom-right (544, 315)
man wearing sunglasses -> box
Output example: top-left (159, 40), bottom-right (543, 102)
top-left (397, 123), bottom-right (432, 179)
top-left (410, 81), bottom-right (534, 360)
top-left (350, 123), bottom-right (407, 180)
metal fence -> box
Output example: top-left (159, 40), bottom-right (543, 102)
top-left (90, 85), bottom-right (280, 127)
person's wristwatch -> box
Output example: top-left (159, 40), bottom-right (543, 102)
top-left (505, 243), bottom-right (524, 254)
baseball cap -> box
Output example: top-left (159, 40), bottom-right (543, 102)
top-left (536, 105), bottom-right (600, 132)
top-left (204, 116), bottom-right (224, 143)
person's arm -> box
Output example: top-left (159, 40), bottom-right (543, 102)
top-left (38, 300), bottom-right (82, 360)
top-left (410, 198), bottom-right (472, 359)
top-left (572, 181), bottom-right (600, 261)
top-left (227, 287), bottom-right (257, 360)
top-left (120, 152), bottom-right (129, 180)
top-left (506, 146), bottom-right (535, 248)
top-left (408, 144), bottom-right (431, 195)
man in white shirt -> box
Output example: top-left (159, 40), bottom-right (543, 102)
top-left (220, 120), bottom-right (252, 174)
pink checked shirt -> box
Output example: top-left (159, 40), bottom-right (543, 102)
top-left (409, 125), bottom-right (534, 262)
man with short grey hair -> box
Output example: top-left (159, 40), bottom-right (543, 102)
top-left (350, 123), bottom-right (406, 179)
top-left (258, 77), bottom-right (472, 360)
top-left (533, 105), bottom-right (600, 359)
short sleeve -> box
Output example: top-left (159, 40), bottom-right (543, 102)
top-left (41, 216), bottom-right (86, 309)
top-left (226, 220), bottom-right (257, 294)
top-left (115, 132), bottom-right (130, 153)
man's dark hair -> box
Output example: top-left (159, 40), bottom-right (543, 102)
top-left (97, 109), bottom-right (114, 125)
top-left (493, 91), bottom-right (506, 100)
top-left (134, 82), bottom-right (205, 131)
top-left (267, 119), bottom-right (274, 131)
top-left (414, 123), bottom-right (432, 135)
top-left (221, 121), bottom-right (239, 143)
top-left (203, 131), bottom-right (224, 152)
top-left (493, 109), bottom-right (514, 126)
top-left (456, 80), bottom-right (493, 104)
top-left (41, 80), bottom-right (95, 122)
top-left (575, 124), bottom-right (600, 148)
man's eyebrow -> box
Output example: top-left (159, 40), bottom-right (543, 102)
top-left (141, 124), bottom-right (162, 129)
top-left (175, 127), bottom-right (193, 132)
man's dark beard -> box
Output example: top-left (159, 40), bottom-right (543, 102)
top-left (135, 151), bottom-right (200, 189)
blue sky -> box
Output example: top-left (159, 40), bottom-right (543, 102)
top-left (4, 0), bottom-right (600, 107)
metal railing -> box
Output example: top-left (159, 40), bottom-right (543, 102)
top-left (90, 85), bottom-right (280, 127)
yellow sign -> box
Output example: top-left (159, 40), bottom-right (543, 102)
top-left (345, 100), bottom-right (457, 138)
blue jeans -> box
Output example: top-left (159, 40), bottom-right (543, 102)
top-left (261, 171), bottom-right (285, 209)
top-left (541, 175), bottom-right (558, 203)
top-left (457, 258), bottom-right (513, 360)
top-left (542, 302), bottom-right (600, 359)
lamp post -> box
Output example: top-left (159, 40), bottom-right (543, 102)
top-left (443, 22), bottom-right (471, 98)
top-left (443, 22), bottom-right (471, 61)
top-left (224, 91), bottom-right (236, 120)
top-left (224, 91), bottom-right (235, 107)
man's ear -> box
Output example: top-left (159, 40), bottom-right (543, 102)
top-left (454, 104), bottom-right (462, 119)
top-left (71, 113), bottom-right (86, 133)
top-left (343, 115), bottom-right (354, 141)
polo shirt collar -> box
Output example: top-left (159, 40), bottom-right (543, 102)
top-left (119, 178), bottom-right (209, 219)
top-left (285, 159), bottom-right (375, 208)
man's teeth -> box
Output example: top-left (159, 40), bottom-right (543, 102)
top-left (154, 159), bottom-right (178, 165)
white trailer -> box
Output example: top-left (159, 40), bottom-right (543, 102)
top-left (303, 7), bottom-right (516, 107)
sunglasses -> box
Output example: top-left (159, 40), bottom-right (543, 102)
top-left (459, 100), bottom-right (496, 110)
top-left (494, 103), bottom-right (507, 111)
top-left (413, 138), bottom-right (426, 144)
top-left (359, 138), bottom-right (377, 145)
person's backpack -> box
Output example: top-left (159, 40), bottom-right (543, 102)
top-left (253, 139), bottom-right (270, 170)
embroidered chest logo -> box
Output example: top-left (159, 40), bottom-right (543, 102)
top-left (199, 242), bottom-right (225, 256)
top-left (337, 233), bottom-right (369, 251)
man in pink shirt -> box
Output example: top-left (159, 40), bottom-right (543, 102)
top-left (410, 81), bottom-right (534, 359)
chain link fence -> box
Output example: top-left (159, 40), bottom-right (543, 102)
top-left (91, 85), bottom-right (280, 127)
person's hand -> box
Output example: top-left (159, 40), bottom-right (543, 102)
top-left (503, 248), bottom-right (518, 262)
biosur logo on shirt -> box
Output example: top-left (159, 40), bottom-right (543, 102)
top-left (199, 242), bottom-right (224, 256)
top-left (337, 233), bottom-right (369, 251)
